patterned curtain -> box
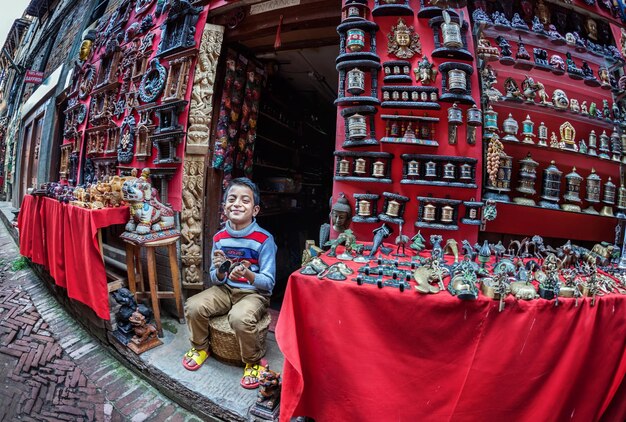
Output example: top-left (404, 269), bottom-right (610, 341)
top-left (212, 50), bottom-right (264, 187)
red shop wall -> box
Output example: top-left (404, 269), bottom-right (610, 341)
top-left (332, 4), bottom-right (483, 246)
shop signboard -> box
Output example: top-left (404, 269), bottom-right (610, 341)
top-left (24, 70), bottom-right (44, 85)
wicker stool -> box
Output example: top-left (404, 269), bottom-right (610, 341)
top-left (208, 312), bottom-right (272, 366)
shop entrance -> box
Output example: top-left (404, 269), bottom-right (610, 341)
top-left (205, 2), bottom-right (341, 306)
top-left (251, 46), bottom-right (337, 304)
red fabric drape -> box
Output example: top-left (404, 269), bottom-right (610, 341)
top-left (18, 195), bottom-right (129, 320)
top-left (276, 252), bottom-right (626, 422)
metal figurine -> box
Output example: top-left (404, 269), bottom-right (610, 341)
top-left (476, 32), bottom-right (500, 62)
top-left (368, 223), bottom-right (393, 258)
top-left (511, 13), bottom-right (528, 30)
top-left (410, 231), bottom-right (426, 252)
top-left (415, 56), bottom-right (437, 85)
top-left (495, 36), bottom-right (512, 58)
top-left (393, 223), bottom-right (410, 257)
top-left (515, 38), bottom-right (531, 61)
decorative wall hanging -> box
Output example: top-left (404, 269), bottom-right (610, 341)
top-left (234, 65), bottom-right (263, 177)
top-left (562, 167), bottom-right (583, 212)
top-left (341, 106), bottom-right (378, 147)
top-left (383, 61), bottom-right (411, 83)
top-left (381, 86), bottom-right (440, 109)
top-left (134, 107), bottom-right (154, 160)
top-left (139, 59), bottom-right (167, 103)
top-left (133, 32), bottom-right (156, 81)
top-left (96, 38), bottom-right (122, 89)
top-left (91, 157), bottom-right (118, 182)
top-left (89, 88), bottom-right (119, 127)
top-left (334, 151), bottom-right (393, 183)
top-left (118, 115), bottom-right (137, 163)
top-left (400, 154), bottom-right (477, 188)
top-left (416, 197), bottom-right (462, 231)
top-left (85, 129), bottom-right (107, 156)
top-left (381, 114), bottom-right (439, 146)
top-left (379, 192), bottom-right (409, 225)
top-left (59, 143), bottom-right (73, 181)
top-left (153, 100), bottom-right (186, 134)
top-left (151, 131), bottom-right (183, 164)
top-left (353, 193), bottom-right (380, 223)
top-left (372, 0), bottom-right (412, 16)
top-left (438, 62), bottom-right (474, 104)
top-left (105, 126), bottom-right (120, 154)
top-left (429, 10), bottom-right (472, 61)
top-left (135, 0), bottom-right (155, 15)
top-left (513, 153), bottom-right (538, 205)
top-left (539, 161), bottom-right (563, 209)
top-left (461, 200), bottom-right (484, 225)
top-left (156, 0), bottom-right (202, 58)
top-left (78, 64), bottom-right (97, 100)
top-left (387, 18), bottom-right (421, 59)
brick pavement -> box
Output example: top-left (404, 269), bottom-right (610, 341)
top-left (0, 221), bottom-right (204, 421)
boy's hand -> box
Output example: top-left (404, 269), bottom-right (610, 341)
top-left (213, 250), bottom-right (227, 273)
top-left (229, 260), bottom-right (252, 282)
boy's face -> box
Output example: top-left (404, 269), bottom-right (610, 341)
top-left (224, 185), bottom-right (259, 226)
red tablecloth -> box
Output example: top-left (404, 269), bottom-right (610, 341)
top-left (276, 251), bottom-right (626, 422)
top-left (18, 195), bottom-right (129, 320)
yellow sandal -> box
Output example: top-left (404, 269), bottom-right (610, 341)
top-left (241, 363), bottom-right (263, 389)
top-left (182, 348), bottom-right (208, 371)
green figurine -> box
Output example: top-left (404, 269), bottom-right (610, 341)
top-left (410, 231), bottom-right (426, 251)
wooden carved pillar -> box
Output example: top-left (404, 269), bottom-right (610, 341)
top-left (181, 24), bottom-right (224, 288)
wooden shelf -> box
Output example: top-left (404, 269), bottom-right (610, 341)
top-left (481, 25), bottom-right (617, 68)
top-left (254, 162), bottom-right (293, 172)
top-left (259, 111), bottom-right (300, 135)
top-left (257, 134), bottom-right (296, 152)
top-left (500, 137), bottom-right (622, 171)
top-left (303, 120), bottom-right (328, 136)
top-left (494, 99), bottom-right (621, 132)
top-left (484, 201), bottom-right (618, 242)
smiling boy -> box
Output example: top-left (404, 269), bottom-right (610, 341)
top-left (182, 177), bottom-right (277, 389)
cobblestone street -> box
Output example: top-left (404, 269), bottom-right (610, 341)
top-left (0, 220), bottom-right (202, 421)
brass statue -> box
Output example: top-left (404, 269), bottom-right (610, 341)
top-left (387, 18), bottom-right (421, 59)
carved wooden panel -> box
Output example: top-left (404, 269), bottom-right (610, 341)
top-left (59, 143), bottom-right (73, 181)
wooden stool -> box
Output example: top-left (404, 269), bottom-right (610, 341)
top-left (124, 235), bottom-right (185, 337)
top-left (208, 312), bottom-right (272, 366)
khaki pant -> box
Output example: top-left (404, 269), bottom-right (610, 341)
top-left (185, 284), bottom-right (269, 364)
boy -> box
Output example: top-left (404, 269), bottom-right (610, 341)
top-left (182, 177), bottom-right (277, 389)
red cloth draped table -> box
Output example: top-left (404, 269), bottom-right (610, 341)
top-left (18, 195), bottom-right (129, 320)
top-left (275, 250), bottom-right (626, 422)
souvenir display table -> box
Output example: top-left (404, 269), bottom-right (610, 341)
top-left (276, 248), bottom-right (626, 421)
top-left (18, 194), bottom-right (129, 320)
